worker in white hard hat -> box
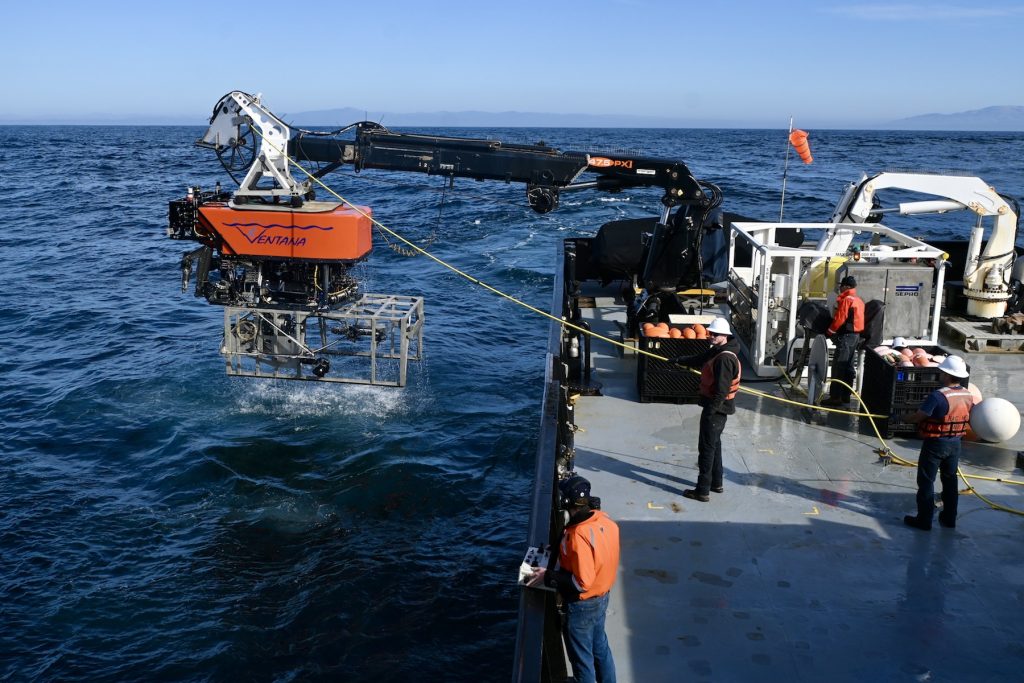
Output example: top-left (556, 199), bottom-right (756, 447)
top-left (669, 317), bottom-right (741, 502)
top-left (903, 355), bottom-right (972, 531)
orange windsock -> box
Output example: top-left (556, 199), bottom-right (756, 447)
top-left (789, 129), bottom-right (813, 164)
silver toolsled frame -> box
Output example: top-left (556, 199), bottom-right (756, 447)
top-left (221, 294), bottom-right (424, 386)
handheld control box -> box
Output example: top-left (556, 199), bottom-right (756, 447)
top-left (518, 545), bottom-right (555, 591)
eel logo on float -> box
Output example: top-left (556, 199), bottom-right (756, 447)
top-left (589, 157), bottom-right (634, 170)
top-left (225, 222), bottom-right (333, 247)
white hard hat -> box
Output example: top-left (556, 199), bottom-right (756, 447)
top-left (892, 337), bottom-right (907, 348)
top-left (937, 355), bottom-right (969, 378)
top-left (707, 317), bottom-right (732, 336)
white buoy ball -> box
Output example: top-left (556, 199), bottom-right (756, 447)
top-left (970, 398), bottom-right (1021, 443)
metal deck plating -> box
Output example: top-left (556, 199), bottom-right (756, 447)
top-left (571, 286), bottom-right (1024, 682)
top-left (514, 245), bottom-right (1024, 683)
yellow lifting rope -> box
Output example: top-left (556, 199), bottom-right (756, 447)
top-left (251, 127), bottom-right (1024, 516)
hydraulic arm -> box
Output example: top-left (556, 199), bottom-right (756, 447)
top-left (197, 91), bottom-right (707, 213)
top-left (830, 172), bottom-right (1020, 318)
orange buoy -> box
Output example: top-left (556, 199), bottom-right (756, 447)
top-left (789, 129), bottom-right (813, 164)
top-left (682, 327), bottom-right (697, 339)
top-left (656, 322), bottom-right (669, 331)
top-left (692, 324), bottom-right (707, 338)
top-left (669, 327), bottom-right (682, 338)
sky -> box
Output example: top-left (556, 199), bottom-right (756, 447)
top-left (3, 0), bottom-right (1023, 127)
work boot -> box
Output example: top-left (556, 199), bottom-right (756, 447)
top-left (683, 489), bottom-right (710, 502)
top-left (820, 396), bottom-right (846, 407)
top-left (938, 512), bottom-right (956, 529)
top-left (903, 515), bottom-right (932, 531)
top-left (711, 486), bottom-right (724, 494)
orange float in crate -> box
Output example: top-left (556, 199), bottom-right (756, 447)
top-left (682, 327), bottom-right (697, 339)
top-left (669, 327), bottom-right (682, 338)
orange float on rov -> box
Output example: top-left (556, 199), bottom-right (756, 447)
top-left (789, 129), bottom-right (813, 164)
top-left (196, 202), bottom-right (373, 261)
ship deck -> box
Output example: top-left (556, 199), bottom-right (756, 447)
top-left (568, 283), bottom-right (1024, 683)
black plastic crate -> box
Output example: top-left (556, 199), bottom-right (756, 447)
top-left (861, 345), bottom-right (967, 437)
top-left (637, 337), bottom-right (712, 404)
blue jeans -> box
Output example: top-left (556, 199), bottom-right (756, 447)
top-left (916, 438), bottom-right (960, 523)
top-left (565, 592), bottom-right (616, 683)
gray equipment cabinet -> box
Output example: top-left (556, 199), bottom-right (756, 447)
top-left (837, 263), bottom-right (934, 340)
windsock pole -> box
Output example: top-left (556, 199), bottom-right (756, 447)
top-left (780, 117), bottom-right (794, 221)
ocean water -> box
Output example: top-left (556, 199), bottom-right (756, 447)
top-left (1, 125), bottom-right (1022, 682)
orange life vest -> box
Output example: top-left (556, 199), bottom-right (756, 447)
top-left (918, 386), bottom-right (973, 439)
top-left (559, 509), bottom-right (620, 600)
top-left (699, 350), bottom-right (741, 401)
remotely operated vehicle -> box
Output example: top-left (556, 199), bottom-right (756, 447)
top-left (167, 91), bottom-right (723, 385)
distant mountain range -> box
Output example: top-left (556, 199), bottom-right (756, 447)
top-left (888, 106), bottom-right (1024, 131)
top-left (284, 105), bottom-right (1024, 131)
top-left (4, 105), bottom-right (1023, 130)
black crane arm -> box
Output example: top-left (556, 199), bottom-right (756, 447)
top-left (289, 122), bottom-right (706, 214)
top-left (198, 91), bottom-right (708, 214)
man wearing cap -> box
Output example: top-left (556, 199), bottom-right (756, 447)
top-left (903, 355), bottom-right (973, 531)
top-left (670, 317), bottom-right (742, 502)
top-left (535, 475), bottom-right (619, 683)
top-left (821, 275), bottom-right (865, 407)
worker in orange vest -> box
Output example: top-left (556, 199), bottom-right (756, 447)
top-left (822, 275), bottom-right (865, 406)
top-left (670, 317), bottom-right (741, 502)
top-left (904, 356), bottom-right (973, 531)
top-left (530, 475), bottom-right (620, 683)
